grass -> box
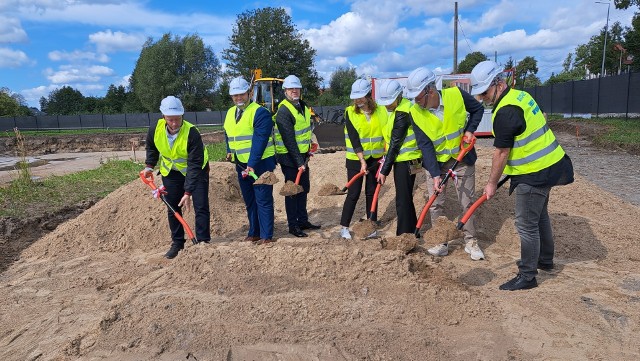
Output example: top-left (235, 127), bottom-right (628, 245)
top-left (548, 116), bottom-right (640, 151)
top-left (206, 142), bottom-right (227, 162)
top-left (0, 159), bottom-right (143, 218)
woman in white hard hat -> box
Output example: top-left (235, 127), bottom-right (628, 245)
top-left (224, 76), bottom-right (277, 245)
top-left (470, 60), bottom-right (574, 291)
top-left (143, 95), bottom-right (210, 258)
top-left (339, 78), bottom-right (387, 240)
top-left (274, 75), bottom-right (321, 238)
top-left (375, 79), bottom-right (422, 236)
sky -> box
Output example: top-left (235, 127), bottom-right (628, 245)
top-left (0, 0), bottom-right (636, 108)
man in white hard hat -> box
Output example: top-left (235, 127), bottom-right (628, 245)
top-left (470, 60), bottom-right (574, 290)
top-left (224, 76), bottom-right (277, 245)
top-left (274, 74), bottom-right (320, 238)
top-left (406, 67), bottom-right (485, 260)
top-left (143, 95), bottom-right (210, 258)
top-left (339, 78), bottom-right (387, 240)
top-left (375, 79), bottom-right (422, 236)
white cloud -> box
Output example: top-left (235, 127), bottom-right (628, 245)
top-left (0, 17), bottom-right (28, 43)
top-left (0, 47), bottom-right (31, 68)
top-left (89, 30), bottom-right (145, 53)
top-left (48, 50), bottom-right (110, 63)
top-left (117, 74), bottom-right (131, 88)
top-left (45, 64), bottom-right (114, 84)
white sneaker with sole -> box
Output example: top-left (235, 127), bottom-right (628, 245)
top-left (428, 243), bottom-right (449, 256)
top-left (340, 227), bottom-right (352, 240)
top-left (367, 230), bottom-right (377, 238)
top-left (465, 239), bottom-right (485, 260)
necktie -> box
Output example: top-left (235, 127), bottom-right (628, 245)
top-left (236, 108), bottom-right (243, 122)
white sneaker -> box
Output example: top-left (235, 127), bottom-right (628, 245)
top-left (340, 227), bottom-right (352, 240)
top-left (428, 243), bottom-right (449, 256)
top-left (465, 239), bottom-right (485, 260)
top-left (367, 230), bottom-right (378, 238)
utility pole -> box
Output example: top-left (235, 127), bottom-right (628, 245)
top-left (453, 2), bottom-right (458, 73)
top-left (596, 1), bottom-right (610, 77)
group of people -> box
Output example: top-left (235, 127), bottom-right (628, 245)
top-left (143, 59), bottom-right (574, 291)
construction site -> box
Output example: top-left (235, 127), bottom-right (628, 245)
top-left (0, 123), bottom-right (638, 360)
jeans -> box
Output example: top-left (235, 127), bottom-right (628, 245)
top-left (514, 183), bottom-right (553, 280)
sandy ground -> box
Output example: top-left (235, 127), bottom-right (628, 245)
top-left (1, 138), bottom-right (640, 360)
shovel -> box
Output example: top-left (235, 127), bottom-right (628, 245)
top-left (414, 138), bottom-right (476, 238)
top-left (457, 175), bottom-right (510, 230)
top-left (279, 156), bottom-right (311, 196)
top-left (318, 162), bottom-right (383, 196)
top-left (235, 163), bottom-right (278, 185)
top-left (368, 156), bottom-right (386, 222)
top-left (139, 171), bottom-right (199, 245)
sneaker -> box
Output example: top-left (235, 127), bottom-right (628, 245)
top-left (464, 239), bottom-right (485, 260)
top-left (340, 227), bottom-right (352, 240)
top-left (499, 274), bottom-right (538, 291)
top-left (427, 243), bottom-right (449, 256)
top-left (164, 242), bottom-right (184, 259)
top-left (366, 230), bottom-right (378, 238)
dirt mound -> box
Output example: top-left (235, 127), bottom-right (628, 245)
top-left (2, 145), bottom-right (640, 360)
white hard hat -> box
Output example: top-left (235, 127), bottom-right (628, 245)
top-left (282, 75), bottom-right (303, 89)
top-left (350, 78), bottom-right (372, 99)
top-left (159, 96), bottom-right (184, 116)
top-left (376, 79), bottom-right (403, 106)
top-left (405, 67), bottom-right (436, 99)
top-left (229, 76), bottom-right (251, 95)
top-left (470, 60), bottom-right (503, 96)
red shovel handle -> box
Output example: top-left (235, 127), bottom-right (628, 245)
top-left (457, 175), bottom-right (510, 230)
top-left (414, 193), bottom-right (438, 237)
top-left (295, 167), bottom-right (304, 185)
top-left (342, 171), bottom-right (366, 192)
top-left (370, 183), bottom-right (382, 214)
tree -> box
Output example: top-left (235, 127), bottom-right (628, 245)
top-left (41, 86), bottom-right (85, 115)
top-left (0, 88), bottom-right (30, 116)
top-left (222, 7), bottom-right (322, 102)
top-left (316, 66), bottom-right (357, 106)
top-left (130, 33), bottom-right (221, 112)
top-left (102, 84), bottom-right (127, 114)
top-left (457, 51), bottom-right (488, 73)
top-left (614, 0), bottom-right (639, 10)
top-left (624, 13), bottom-right (640, 71)
top-left (574, 21), bottom-right (625, 76)
top-left (515, 56), bottom-right (538, 88)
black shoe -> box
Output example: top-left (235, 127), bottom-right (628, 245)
top-left (289, 227), bottom-right (308, 237)
top-left (164, 242), bottom-right (184, 259)
top-left (499, 274), bottom-right (538, 291)
top-left (537, 262), bottom-right (554, 271)
top-left (300, 221), bottom-right (321, 230)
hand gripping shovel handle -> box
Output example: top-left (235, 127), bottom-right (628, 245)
top-left (340, 163), bottom-right (380, 193)
top-left (414, 138), bottom-right (476, 237)
top-left (139, 171), bottom-right (198, 244)
top-left (457, 175), bottom-right (511, 230)
top-left (368, 157), bottom-right (385, 219)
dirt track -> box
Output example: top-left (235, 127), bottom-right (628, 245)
top-left (1, 127), bottom-right (639, 360)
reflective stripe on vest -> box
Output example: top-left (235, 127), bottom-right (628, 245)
top-left (410, 87), bottom-right (467, 163)
top-left (224, 102), bottom-right (275, 163)
top-left (344, 104), bottom-right (387, 160)
top-left (492, 89), bottom-right (565, 174)
top-left (384, 98), bottom-right (421, 161)
top-left (274, 100), bottom-right (312, 154)
top-left (154, 119), bottom-right (209, 176)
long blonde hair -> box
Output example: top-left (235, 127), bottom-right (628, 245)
top-left (352, 94), bottom-right (376, 114)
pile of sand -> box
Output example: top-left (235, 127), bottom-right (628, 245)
top-left (2, 145), bottom-right (640, 360)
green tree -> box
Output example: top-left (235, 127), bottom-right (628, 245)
top-left (457, 51), bottom-right (488, 73)
top-left (515, 56), bottom-right (538, 88)
top-left (316, 66), bottom-right (357, 106)
top-left (624, 13), bottom-right (640, 71)
top-left (574, 21), bottom-right (625, 76)
top-left (615, 0), bottom-right (639, 10)
top-left (222, 7), bottom-right (322, 102)
top-left (41, 86), bottom-right (85, 115)
top-left (0, 88), bottom-right (30, 116)
top-left (102, 84), bottom-right (127, 114)
top-left (130, 33), bottom-right (220, 112)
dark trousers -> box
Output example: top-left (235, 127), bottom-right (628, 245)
top-left (515, 184), bottom-right (554, 280)
top-left (393, 161), bottom-right (417, 235)
top-left (237, 157), bottom-right (275, 239)
top-left (281, 163), bottom-right (310, 229)
top-left (162, 167), bottom-right (210, 244)
top-left (340, 159), bottom-right (379, 227)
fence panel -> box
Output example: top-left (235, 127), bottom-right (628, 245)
top-left (599, 74), bottom-right (629, 114)
top-left (36, 115), bottom-right (58, 129)
top-left (552, 82), bottom-right (573, 114)
top-left (573, 79), bottom-right (598, 114)
top-left (628, 72), bottom-right (640, 114)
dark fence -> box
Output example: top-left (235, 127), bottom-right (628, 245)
top-left (523, 72), bottom-right (640, 118)
top-left (0, 105), bottom-right (348, 132)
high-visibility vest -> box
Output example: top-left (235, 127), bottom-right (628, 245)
top-left (273, 100), bottom-right (312, 154)
top-left (492, 88), bottom-right (565, 175)
top-left (383, 98), bottom-right (421, 162)
top-left (410, 87), bottom-right (467, 163)
top-left (224, 102), bottom-right (275, 163)
top-left (344, 105), bottom-right (387, 160)
top-left (154, 119), bottom-right (209, 176)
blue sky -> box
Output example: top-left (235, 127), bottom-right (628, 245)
top-left (0, 0), bottom-right (636, 108)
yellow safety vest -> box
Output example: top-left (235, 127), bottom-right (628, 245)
top-left (344, 105), bottom-right (387, 160)
top-left (492, 88), bottom-right (565, 175)
top-left (384, 98), bottom-right (421, 162)
top-left (274, 100), bottom-right (312, 154)
top-left (224, 102), bottom-right (275, 163)
top-left (154, 119), bottom-right (209, 176)
top-left (410, 87), bottom-right (467, 163)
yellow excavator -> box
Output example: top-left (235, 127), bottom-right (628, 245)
top-left (250, 69), bottom-right (321, 121)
